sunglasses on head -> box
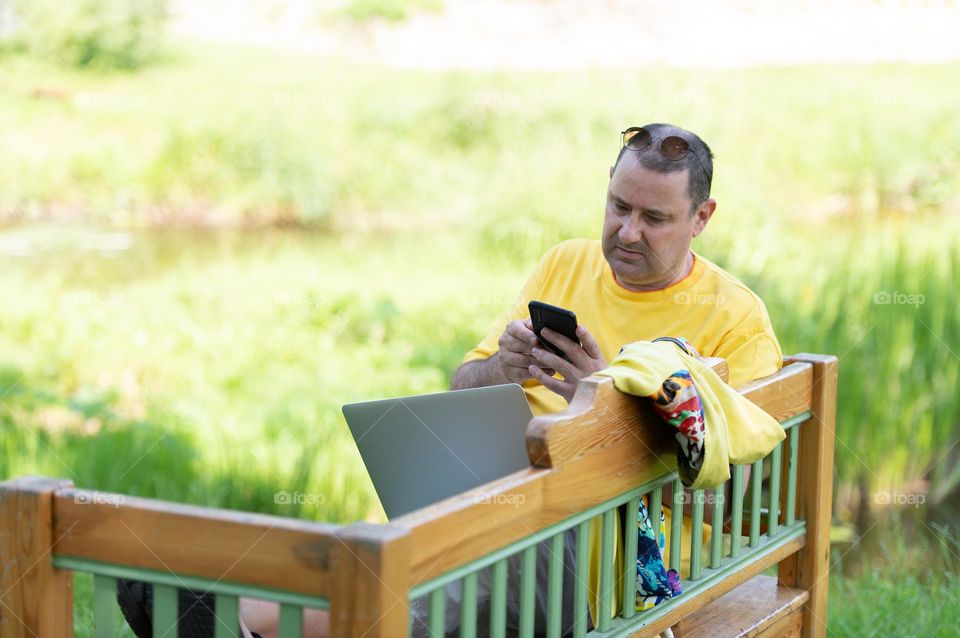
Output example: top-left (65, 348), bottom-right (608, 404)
top-left (620, 126), bottom-right (708, 178)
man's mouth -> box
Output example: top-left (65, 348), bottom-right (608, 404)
top-left (616, 246), bottom-right (644, 258)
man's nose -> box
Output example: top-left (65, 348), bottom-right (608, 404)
top-left (619, 215), bottom-right (644, 245)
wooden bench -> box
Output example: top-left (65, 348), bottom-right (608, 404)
top-left (0, 353), bottom-right (837, 637)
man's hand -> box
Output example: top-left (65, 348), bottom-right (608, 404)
top-left (528, 325), bottom-right (606, 403)
top-left (496, 319), bottom-right (555, 384)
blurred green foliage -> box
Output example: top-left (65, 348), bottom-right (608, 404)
top-left (340, 0), bottom-right (444, 23)
top-left (8, 0), bottom-right (167, 70)
top-left (2, 47), bottom-right (958, 232)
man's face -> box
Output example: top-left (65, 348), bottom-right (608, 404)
top-left (601, 155), bottom-right (714, 290)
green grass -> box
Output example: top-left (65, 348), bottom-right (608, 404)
top-left (829, 517), bottom-right (960, 637)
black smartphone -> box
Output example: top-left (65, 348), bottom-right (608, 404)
top-left (528, 300), bottom-right (580, 362)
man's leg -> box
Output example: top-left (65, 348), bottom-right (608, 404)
top-left (239, 599), bottom-right (329, 638)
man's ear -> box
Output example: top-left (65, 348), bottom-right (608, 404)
top-left (691, 198), bottom-right (717, 238)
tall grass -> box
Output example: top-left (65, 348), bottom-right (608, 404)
top-left (707, 220), bottom-right (960, 516)
top-left (829, 516), bottom-right (960, 637)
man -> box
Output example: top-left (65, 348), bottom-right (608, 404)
top-left (449, 122), bottom-right (783, 628)
top-left (451, 122), bottom-right (781, 411)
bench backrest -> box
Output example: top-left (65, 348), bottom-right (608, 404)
top-left (0, 353), bottom-right (837, 638)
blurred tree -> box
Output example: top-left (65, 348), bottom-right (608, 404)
top-left (8, 0), bottom-right (167, 70)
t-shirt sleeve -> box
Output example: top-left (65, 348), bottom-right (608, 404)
top-left (461, 248), bottom-right (554, 365)
top-left (714, 330), bottom-right (783, 387)
top-left (712, 300), bottom-right (784, 387)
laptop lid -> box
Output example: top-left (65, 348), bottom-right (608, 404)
top-left (341, 384), bottom-right (533, 519)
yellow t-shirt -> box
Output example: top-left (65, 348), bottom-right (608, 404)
top-left (462, 238), bottom-right (783, 620)
top-left (462, 238), bottom-right (783, 408)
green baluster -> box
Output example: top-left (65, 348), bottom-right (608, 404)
top-left (152, 584), bottom-right (177, 638)
top-left (429, 588), bottom-right (446, 638)
top-left (690, 490), bottom-right (704, 580)
top-left (598, 509), bottom-right (616, 630)
top-left (93, 574), bottom-right (117, 638)
top-left (490, 559), bottom-right (507, 638)
top-left (649, 487), bottom-right (663, 538)
top-left (460, 572), bottom-right (478, 638)
top-left (750, 459), bottom-right (763, 547)
top-left (278, 604), bottom-right (302, 638)
top-left (519, 545), bottom-right (537, 638)
top-left (621, 496), bottom-right (640, 619)
top-left (710, 484), bottom-right (724, 568)
top-left (769, 443), bottom-right (782, 536)
top-left (546, 533), bottom-right (565, 637)
top-left (670, 477), bottom-right (683, 579)
top-left (786, 425), bottom-right (799, 526)
top-left (574, 520), bottom-right (590, 638)
top-left (730, 465), bottom-right (744, 558)
top-left (214, 594), bottom-right (240, 638)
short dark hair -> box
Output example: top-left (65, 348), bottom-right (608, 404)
top-left (613, 123), bottom-right (714, 213)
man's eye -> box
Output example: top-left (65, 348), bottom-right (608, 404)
top-left (615, 202), bottom-right (630, 212)
top-left (646, 215), bottom-right (665, 224)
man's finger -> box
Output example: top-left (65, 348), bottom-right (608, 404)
top-left (528, 365), bottom-right (571, 396)
top-left (577, 325), bottom-right (604, 361)
top-left (507, 319), bottom-right (538, 346)
top-left (531, 345), bottom-right (575, 379)
top-left (540, 327), bottom-right (583, 363)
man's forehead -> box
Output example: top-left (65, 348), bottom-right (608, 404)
top-left (609, 158), bottom-right (692, 210)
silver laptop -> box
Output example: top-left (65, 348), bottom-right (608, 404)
top-left (342, 384), bottom-right (533, 519)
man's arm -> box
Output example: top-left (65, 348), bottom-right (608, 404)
top-left (450, 353), bottom-right (509, 390)
top-left (451, 319), bottom-right (555, 390)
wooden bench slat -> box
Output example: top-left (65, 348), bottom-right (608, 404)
top-left (673, 574), bottom-right (808, 638)
top-left (52, 490), bottom-right (340, 597)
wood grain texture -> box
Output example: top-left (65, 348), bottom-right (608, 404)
top-left (0, 476), bottom-right (75, 638)
top-left (776, 354), bottom-right (838, 638)
top-left (52, 489), bottom-right (341, 598)
top-left (330, 523), bottom-right (411, 638)
top-left (673, 575), bottom-right (808, 638)
top-left (756, 608), bottom-right (803, 638)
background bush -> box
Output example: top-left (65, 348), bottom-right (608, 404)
top-left (9, 0), bottom-right (167, 70)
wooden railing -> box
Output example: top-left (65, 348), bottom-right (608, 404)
top-left (0, 353), bottom-right (837, 638)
